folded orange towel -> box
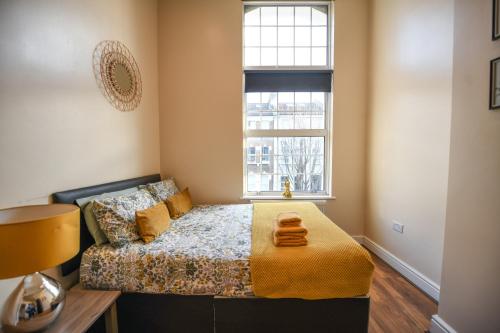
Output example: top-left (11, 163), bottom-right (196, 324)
top-left (273, 219), bottom-right (308, 237)
top-left (273, 218), bottom-right (308, 247)
top-left (277, 212), bottom-right (302, 227)
top-left (273, 233), bottom-right (308, 247)
top-left (274, 235), bottom-right (306, 241)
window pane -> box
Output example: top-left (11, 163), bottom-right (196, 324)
top-left (246, 93), bottom-right (278, 129)
top-left (278, 48), bottom-right (293, 66)
top-left (245, 6), bottom-right (260, 25)
top-left (311, 47), bottom-right (327, 66)
top-left (295, 27), bottom-right (311, 47)
top-left (244, 27), bottom-right (260, 47)
top-left (278, 7), bottom-right (294, 26)
top-left (261, 27), bottom-right (277, 46)
top-left (246, 138), bottom-right (273, 192)
top-left (295, 92), bottom-right (310, 111)
top-left (295, 7), bottom-right (311, 25)
top-left (294, 48), bottom-right (310, 66)
top-left (261, 92), bottom-right (277, 110)
top-left (278, 92), bottom-right (294, 111)
top-left (311, 92), bottom-right (325, 110)
top-left (245, 47), bottom-right (260, 66)
top-left (278, 27), bottom-right (294, 47)
top-left (278, 114), bottom-right (293, 129)
top-left (247, 173), bottom-right (258, 191)
top-left (312, 6), bottom-right (327, 25)
top-left (277, 137), bottom-right (325, 192)
top-left (260, 174), bottom-right (271, 191)
top-left (261, 48), bottom-right (277, 66)
top-left (311, 114), bottom-right (325, 129)
top-left (247, 92), bottom-right (261, 105)
top-left (261, 6), bottom-right (277, 25)
top-left (311, 92), bottom-right (325, 129)
top-left (311, 137), bottom-right (324, 154)
top-left (312, 27), bottom-right (327, 47)
top-left (295, 112), bottom-right (310, 129)
top-left (245, 137), bottom-right (325, 193)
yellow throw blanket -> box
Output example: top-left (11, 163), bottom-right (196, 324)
top-left (250, 202), bottom-right (374, 300)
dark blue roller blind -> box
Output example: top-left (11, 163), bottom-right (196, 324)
top-left (244, 70), bottom-right (333, 92)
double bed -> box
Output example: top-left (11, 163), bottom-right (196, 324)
top-left (53, 174), bottom-right (373, 333)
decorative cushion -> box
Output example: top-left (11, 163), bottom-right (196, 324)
top-left (165, 188), bottom-right (193, 219)
top-left (76, 187), bottom-right (139, 246)
top-left (93, 189), bottom-right (157, 247)
top-left (135, 202), bottom-right (171, 243)
top-left (83, 202), bottom-right (108, 245)
top-left (143, 178), bottom-right (179, 202)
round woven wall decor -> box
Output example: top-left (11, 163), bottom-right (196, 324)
top-left (93, 40), bottom-right (142, 112)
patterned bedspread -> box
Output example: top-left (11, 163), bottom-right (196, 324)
top-left (80, 204), bottom-right (253, 296)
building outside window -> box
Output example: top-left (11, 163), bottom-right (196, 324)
top-left (243, 2), bottom-right (333, 197)
top-left (248, 146), bottom-right (257, 164)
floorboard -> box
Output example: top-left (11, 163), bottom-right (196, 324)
top-left (368, 250), bottom-right (438, 333)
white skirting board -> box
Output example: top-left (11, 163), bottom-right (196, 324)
top-left (430, 315), bottom-right (457, 333)
top-left (351, 235), bottom-right (440, 302)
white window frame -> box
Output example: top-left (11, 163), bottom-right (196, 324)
top-left (242, 1), bottom-right (334, 199)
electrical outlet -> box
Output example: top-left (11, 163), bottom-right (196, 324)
top-left (392, 221), bottom-right (404, 234)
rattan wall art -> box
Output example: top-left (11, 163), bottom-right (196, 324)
top-left (93, 40), bottom-right (142, 112)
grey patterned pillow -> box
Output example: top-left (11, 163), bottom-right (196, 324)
top-left (144, 178), bottom-right (179, 202)
top-left (93, 189), bottom-right (157, 247)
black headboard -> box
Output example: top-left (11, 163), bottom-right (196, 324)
top-left (52, 174), bottom-right (161, 276)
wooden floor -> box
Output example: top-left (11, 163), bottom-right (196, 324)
top-left (368, 250), bottom-right (437, 333)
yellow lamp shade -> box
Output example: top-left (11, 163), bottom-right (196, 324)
top-left (0, 204), bottom-right (80, 279)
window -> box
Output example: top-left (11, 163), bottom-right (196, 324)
top-left (262, 146), bottom-right (271, 163)
top-left (248, 146), bottom-right (257, 164)
top-left (244, 5), bottom-right (329, 67)
top-left (243, 2), bottom-right (332, 197)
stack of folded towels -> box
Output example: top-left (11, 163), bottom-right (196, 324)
top-left (273, 212), bottom-right (308, 247)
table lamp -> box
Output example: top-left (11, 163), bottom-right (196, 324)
top-left (0, 204), bottom-right (80, 332)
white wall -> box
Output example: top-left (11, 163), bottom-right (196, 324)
top-left (434, 1), bottom-right (500, 332)
top-left (0, 0), bottom-right (159, 317)
top-left (366, 0), bottom-right (454, 286)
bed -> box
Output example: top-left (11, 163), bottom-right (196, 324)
top-left (53, 174), bottom-right (373, 333)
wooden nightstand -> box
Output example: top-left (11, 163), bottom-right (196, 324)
top-left (0, 285), bottom-right (121, 333)
top-left (1, 284), bottom-right (120, 333)
top-left (44, 284), bottom-right (121, 333)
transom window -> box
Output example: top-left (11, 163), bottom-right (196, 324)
top-left (243, 1), bottom-right (333, 198)
top-left (244, 5), bottom-right (329, 67)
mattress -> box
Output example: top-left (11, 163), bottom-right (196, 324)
top-left (80, 204), bottom-right (253, 296)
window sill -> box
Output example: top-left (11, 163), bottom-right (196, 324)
top-left (241, 195), bottom-right (336, 202)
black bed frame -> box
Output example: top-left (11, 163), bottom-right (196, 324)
top-left (53, 174), bottom-right (370, 333)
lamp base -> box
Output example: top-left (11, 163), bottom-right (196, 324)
top-left (1, 272), bottom-right (65, 333)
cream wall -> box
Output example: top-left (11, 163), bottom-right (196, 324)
top-left (366, 0), bottom-right (454, 285)
top-left (434, 0), bottom-right (500, 331)
top-left (0, 0), bottom-right (159, 317)
top-left (158, 0), bottom-right (370, 235)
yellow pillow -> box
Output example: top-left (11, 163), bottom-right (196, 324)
top-left (135, 202), bottom-right (171, 243)
top-left (165, 188), bottom-right (193, 219)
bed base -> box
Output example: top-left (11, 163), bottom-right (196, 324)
top-left (116, 293), bottom-right (370, 333)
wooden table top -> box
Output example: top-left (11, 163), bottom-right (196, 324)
top-left (1, 285), bottom-right (120, 333)
top-left (44, 285), bottom-right (121, 333)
